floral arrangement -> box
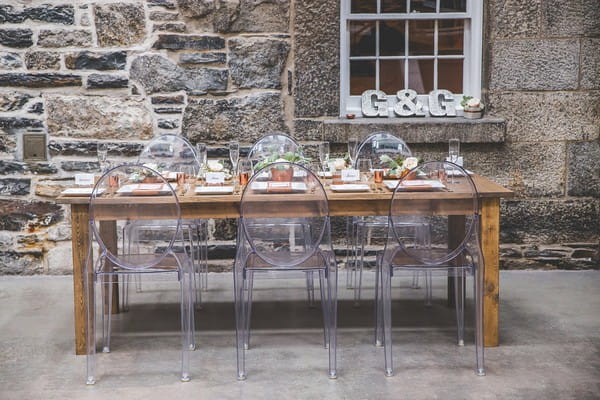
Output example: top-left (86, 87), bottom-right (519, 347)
top-left (461, 96), bottom-right (485, 119)
top-left (254, 148), bottom-right (310, 171)
top-left (379, 155), bottom-right (421, 177)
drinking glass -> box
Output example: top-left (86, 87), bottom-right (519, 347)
top-left (448, 138), bottom-right (460, 164)
top-left (348, 136), bottom-right (359, 166)
top-left (357, 158), bottom-right (372, 183)
top-left (238, 159), bottom-right (252, 186)
top-left (195, 142), bottom-right (207, 173)
top-left (318, 141), bottom-right (330, 172)
top-left (229, 141), bottom-right (240, 177)
top-left (97, 142), bottom-right (109, 172)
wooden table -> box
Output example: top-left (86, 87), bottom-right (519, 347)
top-left (57, 175), bottom-right (513, 355)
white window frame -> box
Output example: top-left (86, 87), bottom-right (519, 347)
top-left (340, 0), bottom-right (483, 117)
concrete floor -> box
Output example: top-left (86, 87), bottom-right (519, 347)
top-left (0, 270), bottom-right (599, 400)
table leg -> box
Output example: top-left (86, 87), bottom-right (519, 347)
top-left (481, 198), bottom-right (500, 347)
top-left (99, 221), bottom-right (119, 315)
top-left (71, 204), bottom-right (90, 355)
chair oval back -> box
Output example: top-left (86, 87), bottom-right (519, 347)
top-left (89, 164), bottom-right (182, 271)
top-left (355, 132), bottom-right (412, 169)
top-left (138, 134), bottom-right (200, 176)
top-left (240, 162), bottom-right (329, 268)
top-left (389, 160), bottom-right (479, 265)
top-left (247, 133), bottom-right (302, 169)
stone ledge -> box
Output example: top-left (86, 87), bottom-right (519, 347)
top-left (322, 116), bottom-right (506, 144)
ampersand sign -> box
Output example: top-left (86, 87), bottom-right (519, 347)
top-left (393, 89), bottom-right (425, 117)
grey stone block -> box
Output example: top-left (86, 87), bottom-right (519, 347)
top-left (581, 38), bottom-right (600, 90)
top-left (228, 37), bottom-right (289, 89)
top-left (65, 51), bottom-right (126, 70)
top-left (157, 119), bottom-right (179, 129)
top-left (501, 199), bottom-right (599, 244)
top-left (148, 0), bottom-right (177, 9)
top-left (27, 102), bottom-right (43, 114)
top-left (151, 95), bottom-right (185, 104)
top-left (46, 95), bottom-right (153, 139)
top-left (0, 117), bottom-right (43, 130)
top-left (27, 163), bottom-right (57, 174)
top-left (0, 251), bottom-right (43, 275)
top-left (0, 160), bottom-right (25, 174)
top-left (182, 92), bottom-right (287, 143)
top-left (177, 0), bottom-right (215, 18)
top-left (0, 93), bottom-right (31, 112)
top-left (0, 73), bottom-right (81, 88)
top-left (94, 3), bottom-right (146, 47)
top-left (24, 51), bottom-right (60, 70)
top-left (542, 0), bottom-right (600, 37)
top-left (0, 199), bottom-right (63, 232)
top-left (214, 0), bottom-right (290, 33)
top-left (322, 117), bottom-right (506, 144)
top-left (0, 178), bottom-right (30, 195)
top-left (567, 141), bottom-right (600, 198)
top-left (130, 54), bottom-right (227, 94)
top-left (490, 39), bottom-right (579, 91)
top-left (149, 11), bottom-right (180, 21)
top-left (294, 0), bottom-right (339, 117)
top-left (48, 140), bottom-right (143, 157)
top-left (0, 4), bottom-right (74, 25)
top-left (0, 52), bottom-right (22, 69)
top-left (60, 161), bottom-right (99, 172)
top-left (487, 92), bottom-right (600, 142)
top-left (0, 29), bottom-right (33, 48)
top-left (179, 52), bottom-right (226, 65)
top-left (154, 107), bottom-right (183, 114)
top-left (488, 0), bottom-right (541, 38)
top-left (153, 22), bottom-right (187, 32)
top-left (37, 29), bottom-right (92, 48)
top-left (152, 34), bottom-right (225, 50)
top-left (86, 74), bottom-right (129, 89)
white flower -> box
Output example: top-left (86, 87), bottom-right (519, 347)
top-left (207, 161), bottom-right (223, 172)
top-left (467, 98), bottom-right (481, 108)
top-left (402, 157), bottom-right (419, 170)
top-left (334, 158), bottom-right (346, 170)
top-left (143, 163), bottom-right (158, 171)
top-left (274, 158), bottom-right (288, 163)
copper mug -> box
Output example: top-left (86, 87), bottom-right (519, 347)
top-left (239, 172), bottom-right (249, 186)
top-left (108, 175), bottom-right (119, 188)
top-left (176, 172), bottom-right (186, 186)
top-left (374, 169), bottom-right (384, 183)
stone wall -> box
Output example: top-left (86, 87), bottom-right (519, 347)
top-left (0, 0), bottom-right (598, 275)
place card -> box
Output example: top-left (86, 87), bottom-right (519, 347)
top-left (205, 172), bottom-right (225, 185)
top-left (341, 169), bottom-right (360, 182)
top-left (74, 173), bottom-right (95, 186)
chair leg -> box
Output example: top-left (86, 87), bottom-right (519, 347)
top-left (454, 268), bottom-right (465, 346)
top-left (234, 267), bottom-right (247, 380)
top-left (382, 262), bottom-right (393, 377)
top-left (319, 270), bottom-right (329, 349)
top-left (425, 271), bottom-right (433, 306)
top-left (101, 274), bottom-right (113, 354)
top-left (374, 254), bottom-right (383, 347)
top-left (244, 271), bottom-right (254, 350)
top-left (327, 266), bottom-right (338, 379)
top-left (85, 246), bottom-right (97, 385)
top-left (306, 271), bottom-right (315, 308)
top-left (179, 261), bottom-right (193, 382)
top-left (345, 217), bottom-right (354, 289)
top-left (474, 264), bottom-right (485, 376)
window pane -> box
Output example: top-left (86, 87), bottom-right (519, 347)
top-left (350, 60), bottom-right (376, 95)
top-left (438, 19), bottom-right (463, 55)
top-left (350, 21), bottom-right (376, 57)
top-left (408, 20), bottom-right (434, 55)
top-left (410, 0), bottom-right (436, 13)
top-left (380, 21), bottom-right (406, 56)
top-left (382, 0), bottom-right (407, 13)
top-left (440, 0), bottom-right (466, 12)
top-left (351, 0), bottom-right (377, 13)
top-left (407, 59), bottom-right (433, 93)
top-left (438, 59), bottom-right (463, 93)
top-left (380, 60), bottom-right (405, 93)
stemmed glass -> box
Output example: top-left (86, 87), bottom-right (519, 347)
top-left (195, 142), bottom-right (207, 170)
top-left (319, 141), bottom-right (330, 173)
top-left (357, 158), bottom-right (372, 183)
top-left (448, 138), bottom-right (460, 184)
top-left (348, 136), bottom-right (359, 167)
top-left (229, 140), bottom-right (240, 179)
top-left (97, 142), bottom-right (109, 173)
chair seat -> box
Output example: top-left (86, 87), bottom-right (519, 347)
top-left (387, 247), bottom-right (473, 270)
top-left (245, 250), bottom-right (333, 271)
top-left (98, 252), bottom-right (189, 274)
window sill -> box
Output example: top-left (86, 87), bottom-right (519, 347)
top-left (322, 116), bottom-right (506, 144)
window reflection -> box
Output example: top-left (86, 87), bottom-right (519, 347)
top-left (410, 0), bottom-right (436, 13)
top-left (382, 0), bottom-right (407, 13)
top-left (438, 59), bottom-right (463, 93)
top-left (351, 0), bottom-right (377, 13)
top-left (350, 60), bottom-right (376, 95)
top-left (440, 0), bottom-right (466, 12)
top-left (350, 21), bottom-right (376, 57)
top-left (409, 20), bottom-right (434, 55)
top-left (438, 19), bottom-right (463, 55)
top-left (407, 59), bottom-right (434, 93)
top-left (380, 21), bottom-right (406, 56)
top-left (380, 60), bottom-right (405, 93)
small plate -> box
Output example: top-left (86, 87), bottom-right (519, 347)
top-left (61, 188), bottom-right (105, 196)
top-left (396, 180), bottom-right (445, 191)
top-left (195, 186), bottom-right (234, 195)
top-left (250, 181), bottom-right (307, 193)
top-left (117, 183), bottom-right (177, 196)
top-left (330, 184), bottom-right (370, 192)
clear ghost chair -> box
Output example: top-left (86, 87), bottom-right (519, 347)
top-left (349, 132), bottom-right (428, 304)
top-left (124, 134), bottom-right (208, 310)
top-left (375, 160), bottom-right (485, 376)
top-left (234, 162), bottom-right (338, 380)
top-left (84, 164), bottom-right (194, 384)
